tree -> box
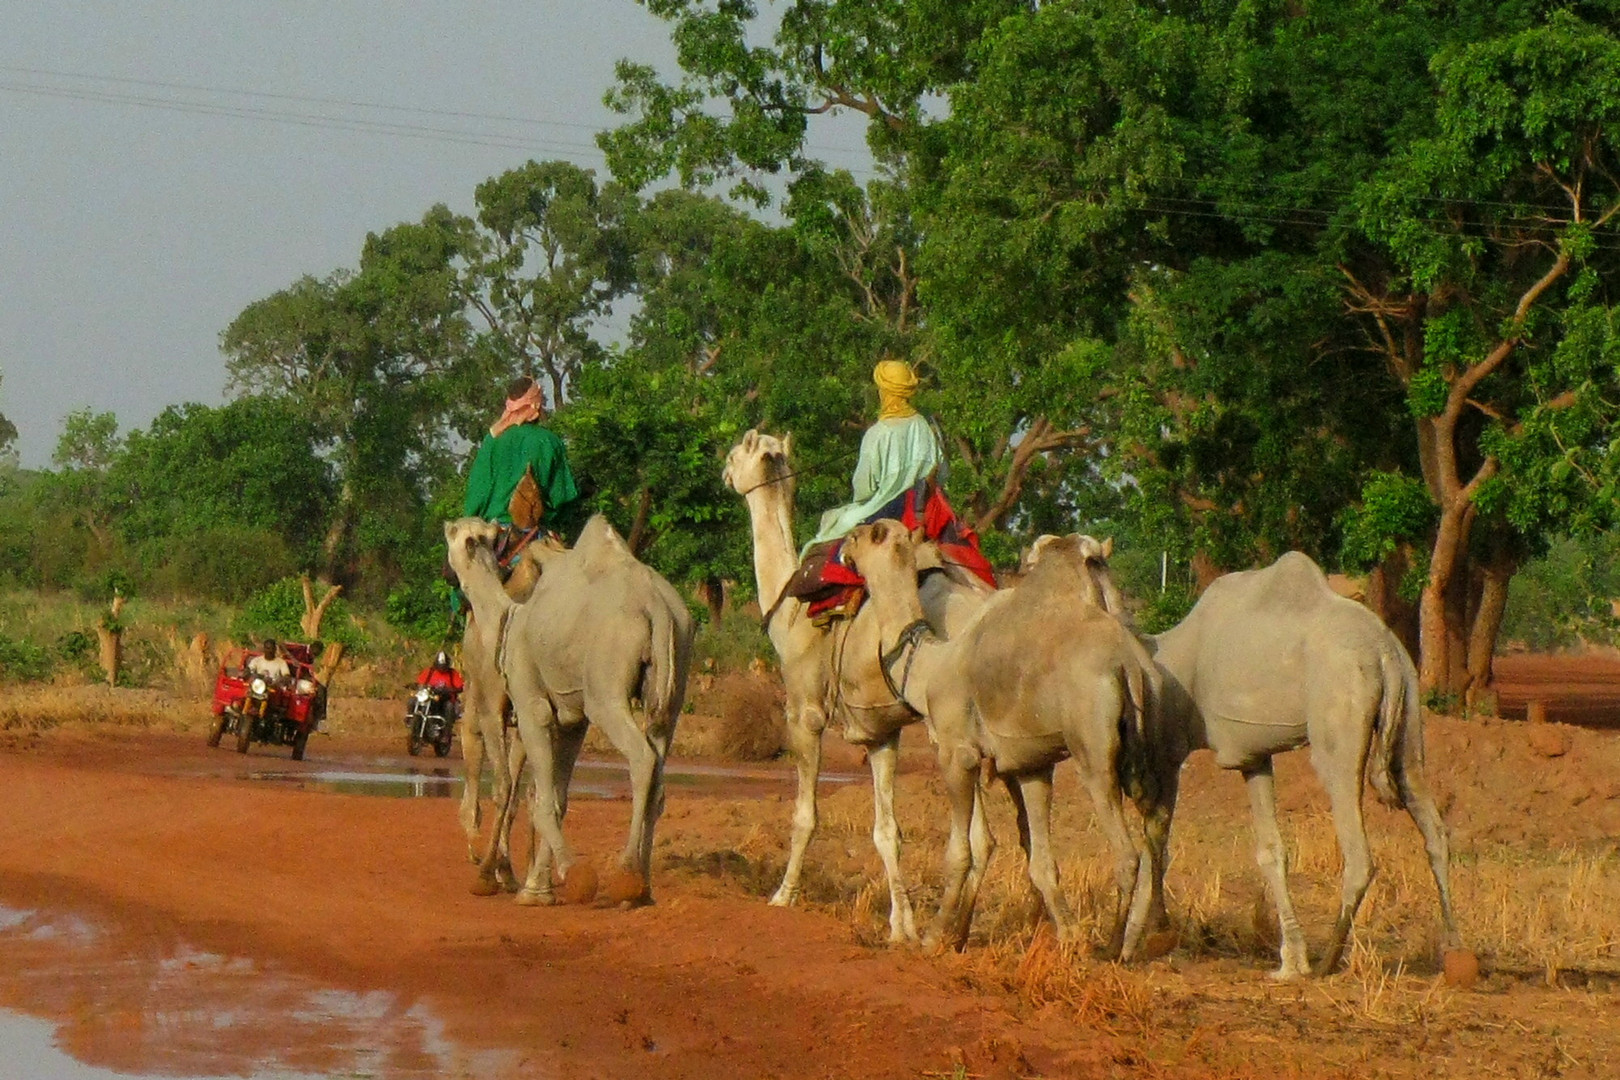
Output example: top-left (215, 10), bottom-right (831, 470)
top-left (0, 370), bottom-right (17, 462)
top-left (462, 161), bottom-right (637, 409)
top-left (50, 408), bottom-right (123, 547)
top-left (222, 209), bottom-right (482, 587)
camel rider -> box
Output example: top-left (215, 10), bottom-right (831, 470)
top-left (804, 358), bottom-right (943, 554)
top-left (464, 375), bottom-right (581, 540)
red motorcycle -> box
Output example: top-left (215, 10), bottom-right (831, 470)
top-left (208, 643), bottom-right (325, 760)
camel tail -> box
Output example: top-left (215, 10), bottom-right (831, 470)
top-left (643, 601), bottom-right (689, 729)
top-left (1119, 663), bottom-right (1158, 806)
top-left (1368, 640), bottom-right (1418, 810)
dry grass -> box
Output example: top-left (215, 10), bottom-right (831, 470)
top-left (0, 683), bottom-right (212, 746)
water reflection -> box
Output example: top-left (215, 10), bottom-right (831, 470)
top-left (0, 903), bottom-right (524, 1079)
top-left (239, 759), bottom-right (861, 800)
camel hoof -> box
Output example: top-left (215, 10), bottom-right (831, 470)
top-left (1139, 930), bottom-right (1179, 960)
top-left (515, 889), bottom-right (555, 907)
top-left (469, 875), bottom-right (501, 897)
top-left (601, 867), bottom-right (649, 906)
top-left (559, 862), bottom-right (599, 905)
top-left (1442, 949), bottom-right (1480, 989)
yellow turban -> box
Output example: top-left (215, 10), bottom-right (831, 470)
top-left (873, 359), bottom-right (920, 420)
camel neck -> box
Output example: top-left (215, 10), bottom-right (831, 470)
top-left (862, 562), bottom-right (938, 712)
top-left (742, 486), bottom-right (798, 613)
top-left (459, 552), bottom-right (516, 628)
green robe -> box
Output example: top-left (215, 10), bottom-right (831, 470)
top-left (805, 413), bottom-right (943, 552)
top-left (463, 423), bottom-right (580, 530)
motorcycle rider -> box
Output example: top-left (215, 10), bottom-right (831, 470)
top-left (414, 650), bottom-right (464, 716)
top-left (247, 639), bottom-right (292, 685)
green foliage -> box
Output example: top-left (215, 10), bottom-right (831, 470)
top-left (1500, 533), bottom-right (1620, 650)
top-left (693, 609), bottom-right (773, 673)
top-left (384, 578), bottom-right (456, 643)
top-left (1135, 585), bottom-right (1196, 637)
top-left (231, 577), bottom-right (364, 652)
top-left (0, 633), bottom-right (52, 683)
top-left (1339, 473), bottom-right (1437, 572)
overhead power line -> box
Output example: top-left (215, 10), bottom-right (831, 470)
top-left (0, 63), bottom-right (879, 169)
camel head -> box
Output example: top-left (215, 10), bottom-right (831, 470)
top-left (842, 519), bottom-right (922, 585)
top-left (723, 428), bottom-right (794, 499)
top-left (443, 517), bottom-right (502, 583)
top-left (1024, 533), bottom-right (1129, 620)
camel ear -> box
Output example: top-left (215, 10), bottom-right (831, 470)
top-left (781, 432), bottom-right (794, 460)
top-left (743, 429), bottom-right (757, 453)
top-left (909, 526), bottom-right (925, 546)
top-left (1101, 536), bottom-right (1114, 560)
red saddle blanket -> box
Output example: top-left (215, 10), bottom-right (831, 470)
top-left (795, 484), bottom-right (997, 619)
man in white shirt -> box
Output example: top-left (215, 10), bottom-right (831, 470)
top-left (246, 639), bottom-right (292, 685)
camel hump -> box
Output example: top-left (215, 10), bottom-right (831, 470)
top-left (574, 515), bottom-right (638, 577)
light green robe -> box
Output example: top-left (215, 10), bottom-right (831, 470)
top-left (805, 413), bottom-right (943, 552)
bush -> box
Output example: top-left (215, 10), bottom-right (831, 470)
top-left (231, 576), bottom-right (365, 651)
top-left (0, 633), bottom-right (52, 683)
top-left (138, 526), bottom-right (297, 602)
top-left (694, 610), bottom-right (772, 673)
top-left (384, 578), bottom-right (456, 643)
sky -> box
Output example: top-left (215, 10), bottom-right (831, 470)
top-left (0, 2), bottom-right (869, 468)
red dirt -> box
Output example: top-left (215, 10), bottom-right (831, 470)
top-left (2, 654), bottom-right (1619, 1079)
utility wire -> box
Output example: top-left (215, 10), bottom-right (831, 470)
top-left (0, 63), bottom-right (879, 168)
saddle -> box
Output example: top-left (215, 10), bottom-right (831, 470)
top-left (783, 481), bottom-right (998, 628)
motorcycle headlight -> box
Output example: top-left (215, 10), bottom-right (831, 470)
top-left (415, 688), bottom-right (431, 703)
top-left (250, 677), bottom-right (267, 695)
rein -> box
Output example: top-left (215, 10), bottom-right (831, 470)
top-left (877, 617), bottom-right (931, 708)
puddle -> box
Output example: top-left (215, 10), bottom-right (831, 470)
top-left (0, 903), bottom-right (525, 1080)
top-left (239, 760), bottom-right (861, 800)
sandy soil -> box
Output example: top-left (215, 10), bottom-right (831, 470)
top-left (0, 657), bottom-right (1618, 1080)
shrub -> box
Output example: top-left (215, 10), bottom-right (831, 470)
top-left (231, 576), bottom-right (365, 651)
top-left (138, 526), bottom-right (296, 602)
top-left (0, 633), bottom-right (52, 683)
top-left (384, 578), bottom-right (456, 643)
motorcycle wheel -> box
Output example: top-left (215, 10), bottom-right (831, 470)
top-left (406, 732), bottom-right (424, 757)
top-left (235, 713), bottom-right (253, 754)
top-left (433, 731), bottom-right (453, 758)
top-left (291, 728), bottom-right (310, 762)
top-left (207, 711), bottom-right (231, 748)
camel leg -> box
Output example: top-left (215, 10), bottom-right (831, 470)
top-left (1138, 763), bottom-right (1181, 934)
top-left (925, 742), bottom-right (982, 950)
top-left (1243, 760), bottom-right (1309, 979)
top-left (1076, 752), bottom-right (1148, 961)
top-left (511, 693), bottom-right (575, 905)
top-left (457, 705), bottom-right (485, 860)
top-left (1399, 767), bottom-right (1460, 952)
top-left (1002, 775), bottom-right (1046, 928)
top-left (868, 732), bottom-right (918, 944)
top-left (958, 776), bottom-right (995, 943)
top-left (1016, 767), bottom-right (1078, 940)
top-left (639, 728), bottom-right (673, 886)
top-left (589, 694), bottom-right (663, 894)
top-left (472, 722), bottom-right (529, 893)
top-left (1314, 743), bottom-right (1376, 976)
top-left (771, 699), bottom-right (826, 907)
top-left (525, 721), bottom-right (587, 895)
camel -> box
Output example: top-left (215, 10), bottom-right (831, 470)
top-left (454, 534), bottom-right (557, 880)
top-left (842, 521), bottom-right (1158, 956)
top-left (1097, 550), bottom-right (1461, 978)
top-left (722, 430), bottom-right (992, 942)
top-left (445, 515), bottom-right (695, 904)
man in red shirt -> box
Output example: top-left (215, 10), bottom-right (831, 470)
top-left (415, 651), bottom-right (464, 705)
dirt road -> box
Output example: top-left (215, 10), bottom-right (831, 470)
top-left (2, 698), bottom-right (1618, 1080)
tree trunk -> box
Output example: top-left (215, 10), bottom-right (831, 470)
top-left (1190, 550), bottom-right (1224, 593)
top-left (1418, 504), bottom-right (1474, 699)
top-left (95, 594), bottom-right (126, 688)
top-left (300, 575), bottom-right (344, 640)
top-left (699, 575), bottom-right (725, 623)
top-left (316, 642), bottom-right (345, 686)
top-left (627, 486), bottom-right (654, 556)
top-left (1466, 558), bottom-right (1514, 695)
top-left (321, 479), bottom-right (355, 584)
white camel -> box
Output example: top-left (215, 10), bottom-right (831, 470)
top-left (722, 430), bottom-right (992, 942)
top-left (1107, 550), bottom-right (1461, 978)
top-left (445, 515), bottom-right (695, 904)
top-left (843, 521), bottom-right (1158, 955)
top-left (455, 540), bottom-right (553, 883)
